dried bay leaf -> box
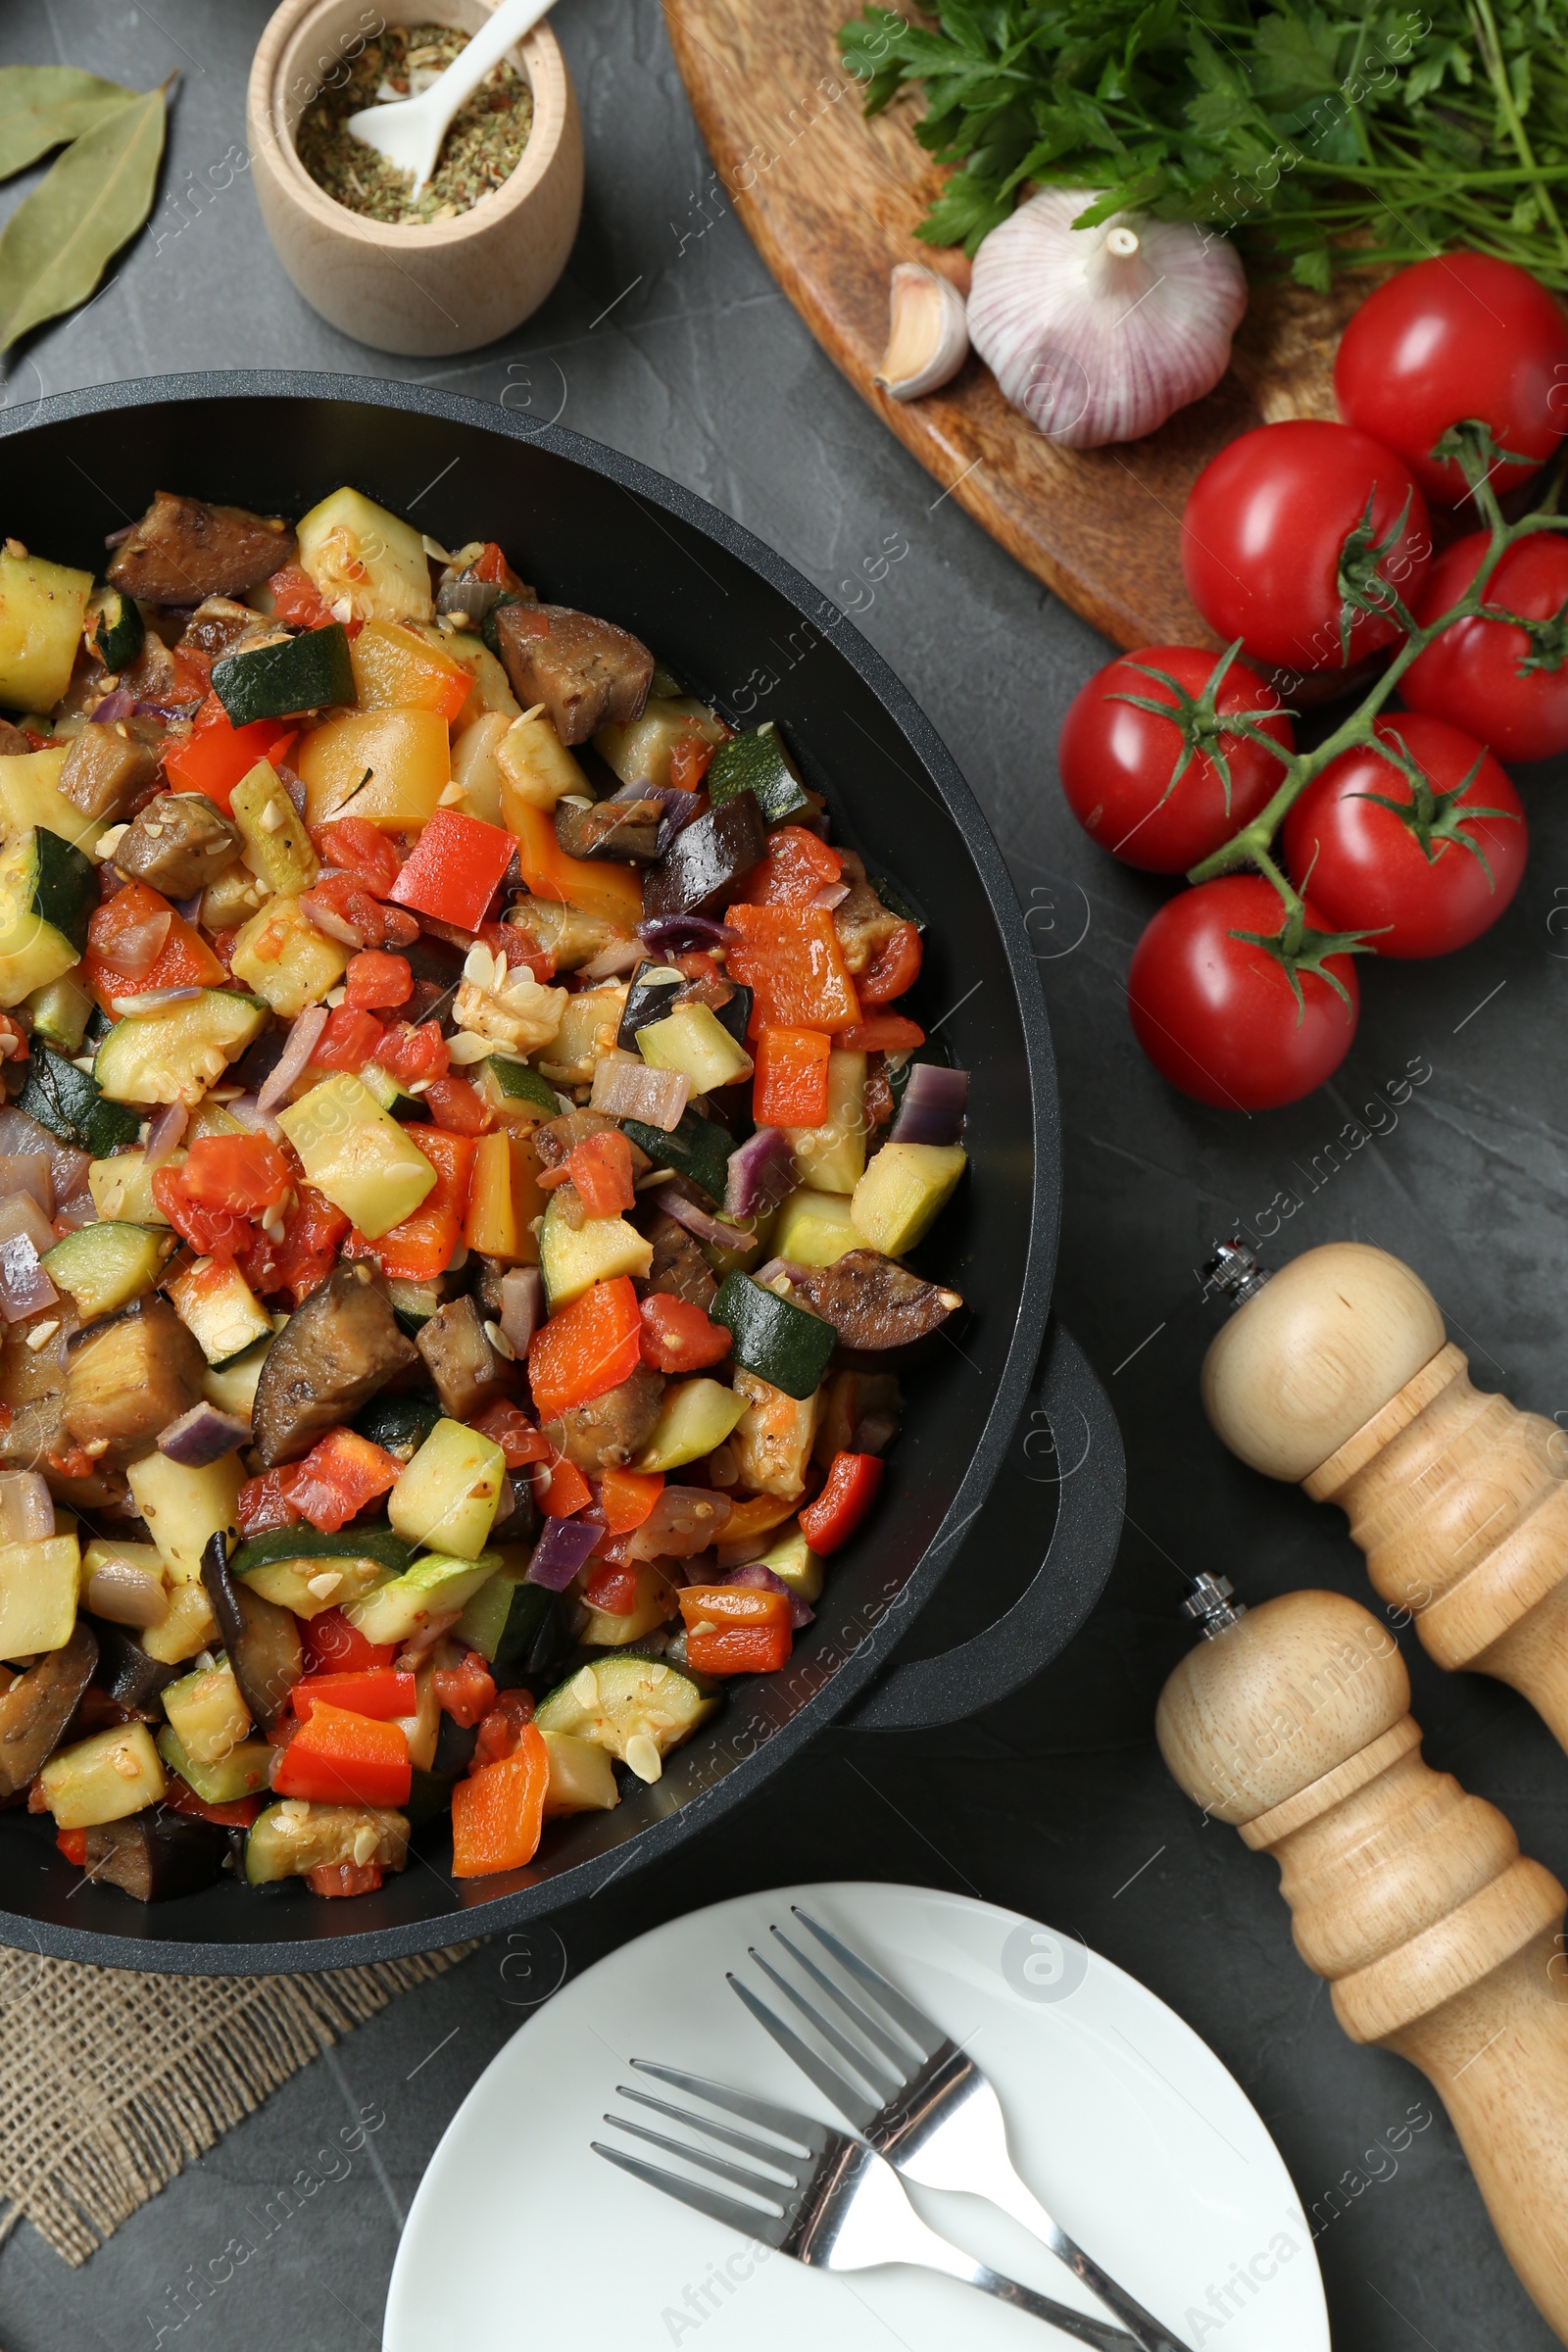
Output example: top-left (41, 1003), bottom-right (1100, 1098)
top-left (0, 81), bottom-right (168, 351)
top-left (0, 67), bottom-right (138, 180)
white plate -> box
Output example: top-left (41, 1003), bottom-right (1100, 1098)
top-left (385, 1882), bottom-right (1328, 2352)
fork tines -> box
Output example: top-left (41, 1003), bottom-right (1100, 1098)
top-left (592, 2060), bottom-right (836, 2250)
top-left (728, 1908), bottom-right (952, 2129)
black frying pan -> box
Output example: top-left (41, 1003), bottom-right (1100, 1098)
top-left (0, 377), bottom-right (1124, 1970)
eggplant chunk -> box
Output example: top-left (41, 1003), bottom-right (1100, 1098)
top-left (494, 604), bottom-right (654, 746)
top-left (834, 881), bottom-right (904, 976)
top-left (416, 1295), bottom-right (515, 1423)
top-left (814, 1369), bottom-right (902, 1467)
top-left (251, 1261), bottom-right (417, 1467)
top-left (554, 795), bottom-right (663, 863)
top-left (642, 795), bottom-right (766, 920)
top-left (86, 1615), bottom-right (178, 1714)
top-left (58, 724), bottom-right (162, 823)
top-left (0, 718), bottom-right (29, 758)
top-left (107, 490), bottom-right (297, 604)
top-left (788, 1251), bottom-right (961, 1352)
top-left (178, 596), bottom-right (261, 659)
top-left (534, 1105), bottom-right (651, 1176)
top-left (0, 1621), bottom-right (97, 1799)
top-left (731, 1369), bottom-right (820, 1500)
top-left (63, 1298), bottom-right (206, 1467)
top-left (84, 1805), bottom-right (227, 1900)
top-left (116, 792), bottom-right (245, 901)
top-left (643, 1209), bottom-right (717, 1310)
top-left (201, 1534), bottom-right (301, 1731)
top-left (543, 1365), bottom-right (664, 1472)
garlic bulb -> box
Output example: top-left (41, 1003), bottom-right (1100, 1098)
top-left (876, 263), bottom-right (969, 401)
top-left (968, 194), bottom-right (1247, 449)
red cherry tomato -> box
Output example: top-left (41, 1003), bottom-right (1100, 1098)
top-left (857, 920), bottom-right (922, 1006)
top-left (1181, 421), bottom-right (1431, 675)
top-left (1399, 530), bottom-right (1568, 762)
top-left (1057, 646), bottom-right (1294, 873)
top-left (1127, 875), bottom-right (1360, 1111)
top-left (1334, 254), bottom-right (1568, 505)
top-left (1281, 712), bottom-right (1525, 960)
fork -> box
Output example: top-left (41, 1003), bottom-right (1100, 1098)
top-left (594, 2062), bottom-right (1141, 2349)
top-left (729, 1910), bottom-right (1194, 2352)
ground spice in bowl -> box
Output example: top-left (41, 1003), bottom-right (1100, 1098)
top-left (295, 23), bottom-right (534, 226)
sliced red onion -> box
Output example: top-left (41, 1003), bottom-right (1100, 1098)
top-left (500, 1266), bottom-right (542, 1356)
top-left (0, 1194), bottom-right (58, 1324)
top-left (90, 689), bottom-right (138, 724)
top-left (142, 1101), bottom-right (189, 1172)
top-left (276, 761), bottom-right (308, 817)
top-left (299, 894), bottom-right (364, 948)
top-left (624, 1486), bottom-right (733, 1562)
top-left (754, 1256), bottom-right (809, 1290)
top-left (257, 1003), bottom-right (327, 1111)
top-left (809, 881), bottom-right (851, 912)
top-left (525, 1514), bottom-right (601, 1591)
top-left (637, 914), bottom-right (740, 955)
top-left (85, 1557), bottom-right (169, 1629)
top-left (227, 1093), bottom-right (285, 1144)
top-left (158, 1400), bottom-right (252, 1465)
top-left (0, 1111), bottom-right (88, 1211)
top-left (890, 1062), bottom-right (970, 1147)
top-left (722, 1559), bottom-right (814, 1629)
top-left (590, 1057), bottom-right (691, 1131)
top-left (99, 906), bottom-right (172, 981)
top-left (579, 938), bottom-right (646, 981)
top-left (725, 1126), bottom-right (796, 1219)
top-left (174, 891), bottom-right (204, 924)
top-left (437, 573), bottom-right (503, 624)
top-left (110, 985), bottom-right (203, 1016)
top-left (0, 1471), bottom-right (54, 1544)
top-left (0, 1153), bottom-right (52, 1217)
top-left (53, 1186), bottom-right (98, 1232)
top-left (660, 1188), bottom-right (758, 1255)
top-left (134, 698), bottom-right (200, 721)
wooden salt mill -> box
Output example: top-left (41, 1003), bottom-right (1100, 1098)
top-left (1202, 1240), bottom-right (1568, 1750)
top-left (1157, 1581), bottom-right (1568, 2343)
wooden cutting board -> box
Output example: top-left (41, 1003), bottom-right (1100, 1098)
top-left (662, 0), bottom-right (1375, 651)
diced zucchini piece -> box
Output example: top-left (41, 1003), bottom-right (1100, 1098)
top-left (88, 584), bottom-right (144, 672)
top-left (757, 1523), bottom-right (824, 1603)
top-left (41, 1222), bottom-right (172, 1318)
top-left (167, 1255), bottom-right (275, 1365)
top-left (454, 1560), bottom-right (553, 1667)
top-left (358, 1060), bottom-right (429, 1121)
top-left (851, 1142), bottom-right (967, 1255)
top-left (161, 1655), bottom-right (251, 1764)
top-left (394, 1658), bottom-right (441, 1772)
top-left (542, 1730), bottom-right (620, 1815)
top-left (388, 1419), bottom-right (507, 1560)
top-left (637, 1002), bottom-right (754, 1093)
top-left (156, 1723), bottom-right (271, 1805)
top-left (535, 984), bottom-right (628, 1087)
top-left (773, 1187), bottom-right (858, 1267)
top-left (712, 1272), bottom-right (836, 1400)
top-left (0, 1534), bottom-right (78, 1658)
top-left (200, 858), bottom-right (270, 931)
top-left (89, 1148), bottom-right (176, 1224)
top-left (213, 623), bottom-right (355, 725)
top-left (0, 744), bottom-right (101, 854)
top-left (229, 893), bottom-right (349, 1016)
top-left (388, 1275), bottom-right (444, 1334)
top-left (635, 1378), bottom-right (748, 1472)
top-left (297, 706), bottom-right (451, 831)
top-left (229, 760), bottom-right (319, 898)
top-left (245, 1799), bottom-right (409, 1885)
top-left (24, 971), bottom-right (93, 1055)
top-left (187, 1094), bottom-right (246, 1142)
top-left (277, 1073), bottom-right (437, 1240)
top-left (295, 487), bottom-right (433, 625)
top-left (40, 1720), bottom-right (164, 1828)
top-left (496, 709), bottom-right (590, 816)
top-left (236, 1529), bottom-right (406, 1617)
top-left (139, 1581), bottom-right (219, 1664)
top-left (621, 1104), bottom-right (731, 1202)
top-left (22, 1041), bottom-right (140, 1153)
top-left (344, 1547), bottom-right (501, 1645)
top-left (538, 1190), bottom-right (653, 1309)
top-left (706, 722), bottom-right (809, 827)
top-left (534, 1653), bottom-right (718, 1778)
top-left (125, 1452), bottom-right (245, 1586)
top-left (0, 545), bottom-right (93, 710)
top-left (353, 1391), bottom-right (443, 1460)
top-left (93, 989), bottom-right (268, 1108)
top-left (785, 1051), bottom-right (867, 1196)
top-left (471, 1054), bottom-right (561, 1127)
top-left (594, 695), bottom-right (728, 790)
top-left (580, 1559), bottom-right (678, 1647)
top-left (0, 824), bottom-right (97, 1007)
top-left (202, 1327), bottom-right (278, 1420)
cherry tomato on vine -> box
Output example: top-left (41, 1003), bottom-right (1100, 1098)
top-left (1281, 712), bottom-right (1525, 960)
top-left (1057, 645), bottom-right (1295, 873)
top-left (1126, 875), bottom-right (1361, 1111)
top-left (1181, 421), bottom-right (1431, 675)
top-left (1399, 531), bottom-right (1568, 762)
top-left (1334, 254), bottom-right (1568, 506)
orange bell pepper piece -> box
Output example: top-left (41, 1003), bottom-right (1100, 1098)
top-left (271, 1700), bottom-right (412, 1808)
top-left (451, 1721), bottom-right (550, 1877)
top-left (347, 1126), bottom-right (474, 1282)
top-left (600, 1463), bottom-right (664, 1533)
top-left (725, 905), bottom-right (860, 1034)
top-left (508, 802), bottom-right (644, 929)
top-left (527, 1276), bottom-right (643, 1418)
top-left (678, 1583), bottom-right (793, 1676)
top-left (753, 1025), bottom-right (832, 1125)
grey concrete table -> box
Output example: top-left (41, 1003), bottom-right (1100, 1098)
top-left (3, 3), bottom-right (1565, 2346)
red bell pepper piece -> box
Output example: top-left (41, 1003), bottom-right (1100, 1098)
top-left (344, 950), bottom-right (414, 1010)
top-left (599, 1462), bottom-right (664, 1533)
top-left (856, 920), bottom-right (922, 1007)
top-left (346, 1126), bottom-right (474, 1282)
top-left (726, 904), bottom-right (860, 1034)
top-left (285, 1427), bottom-right (403, 1534)
top-left (388, 807), bottom-right (518, 931)
top-left (237, 1465), bottom-right (305, 1539)
top-left (312, 816), bottom-right (403, 897)
top-left (83, 881), bottom-right (225, 1013)
top-left (292, 1669), bottom-right (416, 1721)
top-left (564, 1127), bottom-right (635, 1217)
top-left (312, 1004), bottom-right (387, 1073)
top-left (271, 1700), bottom-right (411, 1808)
top-left (678, 1583), bottom-right (793, 1676)
top-left (302, 1608), bottom-right (397, 1676)
top-left (837, 1013), bottom-right (925, 1054)
top-left (582, 1560), bottom-right (640, 1614)
top-left (450, 1721), bottom-right (550, 1877)
top-left (164, 705), bottom-right (296, 813)
top-left (753, 1025), bottom-right (831, 1126)
top-left (800, 1449), bottom-right (885, 1554)
top-left (431, 1649), bottom-right (497, 1728)
top-left (668, 735), bottom-right (716, 790)
top-left (306, 1860), bottom-right (384, 1897)
top-left (153, 1132), bottom-right (292, 1259)
top-left (531, 1452), bottom-right (593, 1518)
top-left (163, 1776), bottom-right (262, 1828)
top-left (56, 1827), bottom-right (88, 1866)
top-left (739, 825), bottom-right (844, 906)
top-left (527, 1277), bottom-right (643, 1418)
top-left (468, 1397), bottom-right (551, 1469)
top-left (638, 1294), bottom-right (731, 1375)
top-left (420, 1074), bottom-right (495, 1135)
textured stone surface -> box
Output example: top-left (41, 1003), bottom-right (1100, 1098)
top-left (2, 1), bottom-right (1566, 2346)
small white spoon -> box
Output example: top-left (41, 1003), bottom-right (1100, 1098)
top-left (346, 0), bottom-right (561, 200)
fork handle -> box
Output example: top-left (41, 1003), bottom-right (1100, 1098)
top-left (984, 2173), bottom-right (1195, 2352)
top-left (914, 2236), bottom-right (1142, 2352)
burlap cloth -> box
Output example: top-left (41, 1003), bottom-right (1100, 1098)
top-left (0, 1941), bottom-right (475, 2264)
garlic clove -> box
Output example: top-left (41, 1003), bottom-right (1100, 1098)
top-left (875, 263), bottom-right (970, 403)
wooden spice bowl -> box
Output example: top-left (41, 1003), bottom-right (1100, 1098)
top-left (248, 0), bottom-right (583, 357)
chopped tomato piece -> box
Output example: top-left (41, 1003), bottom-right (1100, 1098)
top-left (286, 1427), bottom-right (402, 1534)
top-left (726, 904), bottom-right (860, 1034)
top-left (56, 1826), bottom-right (88, 1866)
top-left (388, 807), bottom-right (517, 931)
top-left (420, 1074), bottom-right (494, 1135)
top-left (151, 1171), bottom-right (249, 1258)
top-left (432, 1649), bottom-right (497, 1729)
top-left (838, 1014), bottom-right (925, 1054)
top-left (371, 1019), bottom-right (451, 1087)
top-left (470, 1687), bottom-right (535, 1772)
top-left (163, 1777), bottom-right (261, 1828)
top-left (599, 1463), bottom-right (664, 1533)
top-left (305, 1860), bottom-right (385, 1897)
top-left (271, 1700), bottom-right (411, 1809)
top-left (753, 1025), bottom-right (831, 1126)
top-left (638, 1293), bottom-right (731, 1375)
top-left (531, 1452), bottom-right (592, 1518)
top-left (527, 1277), bottom-right (642, 1418)
top-left (471, 541), bottom-right (520, 589)
top-left (468, 1397), bottom-right (551, 1468)
top-left (292, 1669), bottom-right (416, 1721)
top-left (564, 1127), bottom-right (635, 1217)
top-left (164, 704), bottom-right (296, 813)
top-left (176, 1133), bottom-right (292, 1215)
top-left (344, 950), bottom-right (414, 1011)
top-left (267, 564), bottom-right (334, 629)
top-left (678, 1583), bottom-right (792, 1676)
top-left (450, 1722), bottom-right (549, 1877)
top-left (857, 920), bottom-right (922, 1007)
top-left (312, 1004), bottom-right (387, 1073)
top-left (311, 817), bottom-right (403, 897)
top-left (84, 880), bottom-right (225, 1012)
top-left (301, 869), bottom-right (420, 952)
top-left (237, 1466), bottom-right (305, 1538)
top-left (739, 826), bottom-right (844, 906)
top-left (799, 1449), bottom-right (884, 1554)
top-left (346, 1126), bottom-right (474, 1283)
top-left (302, 1608), bottom-right (397, 1676)
top-left (476, 915), bottom-right (554, 982)
top-left (239, 1184), bottom-right (349, 1307)
top-left (582, 1561), bottom-right (639, 1614)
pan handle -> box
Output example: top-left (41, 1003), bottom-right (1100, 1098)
top-left (846, 1320), bottom-right (1125, 1734)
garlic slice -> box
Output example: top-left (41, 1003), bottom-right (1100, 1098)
top-left (875, 263), bottom-right (970, 402)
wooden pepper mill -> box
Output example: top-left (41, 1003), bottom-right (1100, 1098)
top-left (1201, 1240), bottom-right (1568, 1749)
top-left (1157, 1581), bottom-right (1568, 2343)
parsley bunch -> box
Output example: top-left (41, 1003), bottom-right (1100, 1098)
top-left (838, 0), bottom-right (1568, 287)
